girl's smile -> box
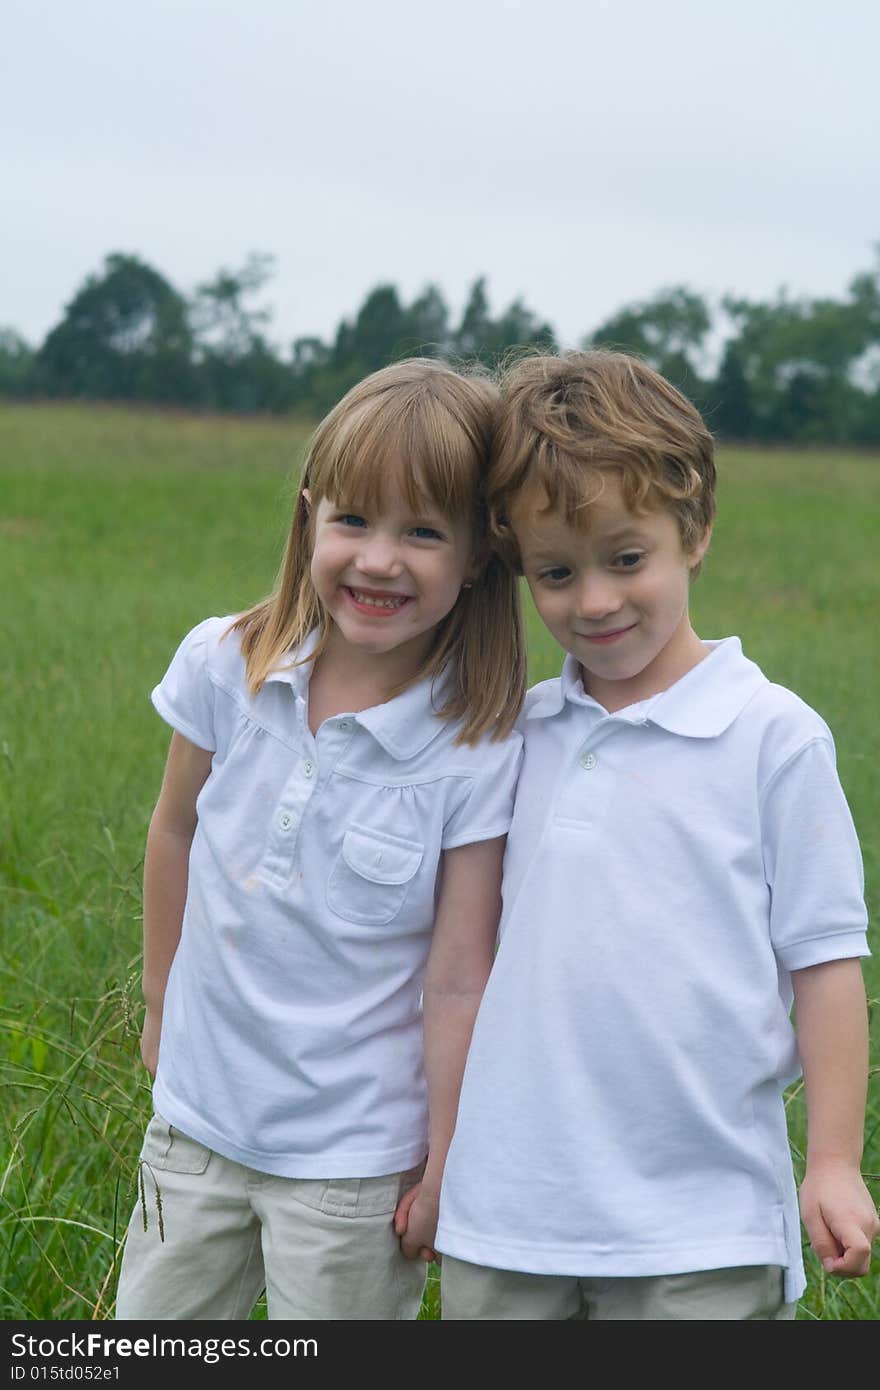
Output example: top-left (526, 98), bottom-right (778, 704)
top-left (345, 585), bottom-right (414, 614)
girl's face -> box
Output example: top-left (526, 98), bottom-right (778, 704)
top-left (308, 487), bottom-right (476, 673)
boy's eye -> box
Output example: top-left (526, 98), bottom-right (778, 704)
top-left (614, 551), bottom-right (644, 569)
top-left (410, 525), bottom-right (443, 541)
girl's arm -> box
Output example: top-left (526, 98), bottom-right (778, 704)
top-left (140, 732), bottom-right (213, 1077)
top-left (793, 957), bottom-right (879, 1276)
top-left (395, 835), bottom-right (504, 1261)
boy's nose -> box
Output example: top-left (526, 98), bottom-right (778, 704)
top-left (573, 574), bottom-right (622, 621)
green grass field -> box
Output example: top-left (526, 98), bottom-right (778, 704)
top-left (1, 402), bottom-right (877, 1320)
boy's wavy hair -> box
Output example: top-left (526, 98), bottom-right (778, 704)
top-left (490, 350), bottom-right (716, 573)
top-left (229, 358), bottom-right (526, 744)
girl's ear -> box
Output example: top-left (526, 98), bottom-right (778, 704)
top-left (302, 488), bottom-right (312, 509)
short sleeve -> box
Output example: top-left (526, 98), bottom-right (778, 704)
top-left (762, 737), bottom-right (869, 971)
top-left (150, 617), bottom-right (224, 751)
top-left (441, 733), bottom-right (523, 850)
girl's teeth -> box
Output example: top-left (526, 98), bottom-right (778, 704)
top-left (352, 591), bottom-right (407, 608)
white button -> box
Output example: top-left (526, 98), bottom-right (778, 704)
top-left (337, 719), bottom-right (352, 732)
top-left (580, 752), bottom-right (597, 770)
top-left (278, 812), bottom-right (293, 831)
top-left (303, 759), bottom-right (315, 778)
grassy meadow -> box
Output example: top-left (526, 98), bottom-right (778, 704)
top-left (1, 401), bottom-right (878, 1321)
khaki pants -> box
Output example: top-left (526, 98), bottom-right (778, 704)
top-left (116, 1113), bottom-right (426, 1320)
top-left (441, 1255), bottom-right (798, 1320)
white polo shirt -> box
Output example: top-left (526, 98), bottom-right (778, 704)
top-left (150, 616), bottom-right (522, 1178)
top-left (436, 638), bottom-right (869, 1302)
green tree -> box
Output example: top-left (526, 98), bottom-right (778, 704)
top-left (489, 298), bottom-right (556, 358)
top-left (454, 277), bottom-right (493, 359)
top-left (400, 285), bottom-right (450, 356)
top-left (189, 253), bottom-right (298, 411)
top-left (586, 286), bottom-right (711, 398)
top-left (453, 277), bottom-right (556, 363)
top-left (312, 283), bottom-right (454, 412)
top-left (332, 285), bottom-right (409, 375)
top-left (713, 342), bottom-right (754, 440)
top-left (190, 253), bottom-right (275, 359)
top-left (844, 249), bottom-right (880, 442)
top-left (0, 328), bottom-right (36, 397)
top-left (722, 285), bottom-right (874, 443)
top-left (37, 253), bottom-right (194, 401)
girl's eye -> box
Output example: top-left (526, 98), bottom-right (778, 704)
top-left (338, 514), bottom-right (367, 528)
top-left (538, 567), bottom-right (571, 584)
top-left (410, 526), bottom-right (443, 541)
top-left (614, 551), bottom-right (644, 569)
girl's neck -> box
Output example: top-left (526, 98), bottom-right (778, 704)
top-left (306, 626), bottom-right (432, 734)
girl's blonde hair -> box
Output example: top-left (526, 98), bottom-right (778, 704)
top-left (230, 358), bottom-right (526, 744)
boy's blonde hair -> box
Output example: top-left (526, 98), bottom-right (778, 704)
top-left (230, 358), bottom-right (526, 743)
top-left (490, 350), bottom-right (716, 567)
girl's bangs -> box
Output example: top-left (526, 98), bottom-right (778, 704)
top-left (315, 396), bottom-right (478, 520)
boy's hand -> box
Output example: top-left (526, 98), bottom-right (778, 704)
top-left (799, 1161), bottom-right (880, 1276)
top-left (394, 1181), bottom-right (440, 1263)
top-left (140, 1007), bottom-right (162, 1078)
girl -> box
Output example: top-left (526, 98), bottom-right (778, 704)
top-left (115, 359), bottom-right (526, 1321)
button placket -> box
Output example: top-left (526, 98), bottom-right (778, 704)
top-left (264, 717), bottom-right (355, 885)
top-left (575, 713), bottom-right (642, 771)
top-left (263, 749), bottom-right (322, 883)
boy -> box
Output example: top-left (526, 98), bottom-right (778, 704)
top-left (434, 351), bottom-right (878, 1319)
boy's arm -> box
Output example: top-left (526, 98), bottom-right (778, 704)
top-left (792, 957), bottom-right (880, 1276)
top-left (140, 731), bottom-right (213, 1077)
top-left (394, 836), bottom-right (503, 1261)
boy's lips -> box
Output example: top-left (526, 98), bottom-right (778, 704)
top-left (579, 623), bottom-right (637, 644)
top-left (344, 586), bottom-right (413, 615)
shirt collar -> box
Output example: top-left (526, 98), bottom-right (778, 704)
top-left (353, 672), bottom-right (449, 758)
top-left (265, 630), bottom-right (447, 760)
top-left (527, 637), bottom-right (767, 739)
top-left (264, 628), bottom-right (321, 700)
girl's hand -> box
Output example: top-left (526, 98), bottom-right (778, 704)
top-left (140, 1007), bottom-right (162, 1078)
top-left (394, 1181), bottom-right (440, 1262)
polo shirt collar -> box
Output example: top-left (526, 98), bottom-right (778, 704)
top-left (353, 673), bottom-right (449, 759)
top-left (264, 629), bottom-right (446, 760)
top-left (264, 628), bottom-right (321, 701)
top-left (528, 637), bottom-right (767, 739)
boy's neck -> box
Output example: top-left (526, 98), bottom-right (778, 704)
top-left (578, 623), bottom-right (709, 714)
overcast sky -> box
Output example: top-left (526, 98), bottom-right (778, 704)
top-left (4, 0), bottom-right (879, 354)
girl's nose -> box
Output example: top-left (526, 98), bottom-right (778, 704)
top-left (355, 532), bottom-right (403, 578)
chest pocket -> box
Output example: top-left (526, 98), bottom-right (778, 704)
top-left (326, 824), bottom-right (424, 925)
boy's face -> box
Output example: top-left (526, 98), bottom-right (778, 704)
top-left (509, 474), bottom-right (712, 711)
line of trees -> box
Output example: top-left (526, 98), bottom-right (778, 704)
top-left (2, 248), bottom-right (880, 443)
